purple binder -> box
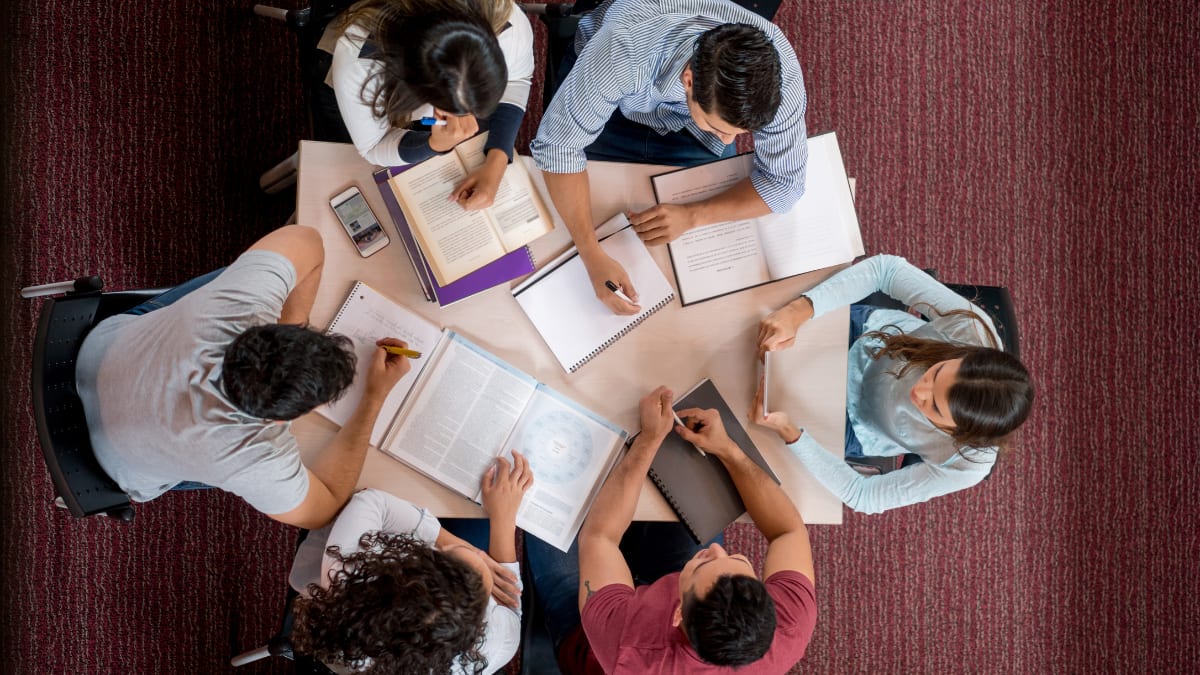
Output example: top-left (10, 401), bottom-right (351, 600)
top-left (373, 166), bottom-right (535, 307)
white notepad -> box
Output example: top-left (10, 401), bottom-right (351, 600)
top-left (512, 216), bottom-right (676, 373)
top-left (316, 282), bottom-right (443, 446)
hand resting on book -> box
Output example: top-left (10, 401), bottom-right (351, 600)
top-left (450, 147), bottom-right (507, 211)
top-left (627, 203), bottom-right (697, 246)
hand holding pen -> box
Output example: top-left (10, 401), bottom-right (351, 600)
top-left (365, 338), bottom-right (413, 398)
top-left (581, 248), bottom-right (640, 315)
top-left (427, 110), bottom-right (478, 153)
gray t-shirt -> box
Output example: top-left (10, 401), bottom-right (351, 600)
top-left (76, 250), bottom-right (310, 514)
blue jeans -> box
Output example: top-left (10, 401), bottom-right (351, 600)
top-left (843, 304), bottom-right (881, 458)
top-left (525, 523), bottom-right (724, 647)
top-left (440, 518), bottom-right (491, 550)
top-left (124, 267), bottom-right (226, 315)
top-left (556, 48), bottom-right (736, 167)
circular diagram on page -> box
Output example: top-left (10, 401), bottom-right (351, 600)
top-left (520, 411), bottom-right (594, 485)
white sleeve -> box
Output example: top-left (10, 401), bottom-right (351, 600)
top-left (463, 561), bottom-right (523, 675)
top-left (329, 28), bottom-right (410, 166)
top-left (788, 433), bottom-right (993, 514)
top-left (803, 255), bottom-right (998, 344)
top-left (317, 489), bottom-right (442, 587)
top-left (497, 5), bottom-right (534, 110)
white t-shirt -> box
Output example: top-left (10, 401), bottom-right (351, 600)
top-left (75, 250), bottom-right (309, 515)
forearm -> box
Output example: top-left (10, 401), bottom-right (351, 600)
top-left (580, 436), bottom-right (658, 543)
top-left (306, 393), bottom-right (384, 506)
top-left (721, 451), bottom-right (804, 541)
top-left (542, 170), bottom-right (598, 254)
top-left (488, 516), bottom-right (518, 563)
top-left (687, 177), bottom-right (771, 228)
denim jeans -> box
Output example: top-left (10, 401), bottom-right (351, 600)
top-left (843, 304), bottom-right (885, 457)
top-left (439, 518), bottom-right (492, 551)
top-left (124, 267), bottom-right (226, 316)
top-left (525, 522), bottom-right (724, 647)
top-left (555, 48), bottom-right (736, 167)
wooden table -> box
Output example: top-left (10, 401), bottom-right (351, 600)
top-left (291, 141), bottom-right (848, 524)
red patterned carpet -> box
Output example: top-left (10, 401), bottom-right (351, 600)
top-left (1, 1), bottom-right (1197, 673)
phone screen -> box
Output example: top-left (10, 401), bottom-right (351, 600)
top-left (332, 191), bottom-right (386, 253)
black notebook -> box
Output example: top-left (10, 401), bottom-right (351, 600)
top-left (647, 379), bottom-right (780, 544)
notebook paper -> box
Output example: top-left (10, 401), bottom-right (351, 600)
top-left (513, 216), bottom-right (675, 373)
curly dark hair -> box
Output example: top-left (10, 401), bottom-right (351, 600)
top-left (292, 532), bottom-right (490, 674)
top-left (221, 324), bottom-right (356, 421)
top-left (681, 574), bottom-right (777, 666)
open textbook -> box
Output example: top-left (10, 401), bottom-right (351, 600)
top-left (385, 133), bottom-right (553, 286)
top-left (654, 131), bottom-right (864, 305)
top-left (317, 282), bottom-right (628, 551)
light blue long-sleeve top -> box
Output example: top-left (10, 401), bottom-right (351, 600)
top-left (788, 255), bottom-right (1003, 514)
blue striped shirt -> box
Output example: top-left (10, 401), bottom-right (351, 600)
top-left (530, 0), bottom-right (809, 212)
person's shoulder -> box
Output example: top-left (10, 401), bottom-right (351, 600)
top-left (763, 569), bottom-right (817, 619)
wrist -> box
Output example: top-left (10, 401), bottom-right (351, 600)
top-left (791, 296), bottom-right (814, 318)
top-left (578, 240), bottom-right (606, 263)
top-left (781, 425), bottom-right (802, 444)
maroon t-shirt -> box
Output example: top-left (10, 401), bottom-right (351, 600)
top-left (578, 570), bottom-right (817, 674)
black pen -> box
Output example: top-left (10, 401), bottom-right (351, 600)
top-left (604, 279), bottom-right (635, 304)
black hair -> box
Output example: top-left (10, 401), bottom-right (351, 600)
top-left (293, 532), bottom-right (490, 674)
top-left (689, 23), bottom-right (782, 132)
top-left (681, 574), bottom-right (777, 666)
top-left (356, 1), bottom-right (508, 128)
top-left (221, 324), bottom-right (356, 420)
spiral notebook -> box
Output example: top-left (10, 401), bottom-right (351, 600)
top-left (512, 217), bottom-right (675, 373)
top-left (647, 379), bottom-right (779, 544)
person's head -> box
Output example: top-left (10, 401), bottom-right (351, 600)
top-left (221, 324), bottom-right (356, 421)
top-left (871, 327), bottom-right (1034, 449)
top-left (347, 0), bottom-right (508, 128)
top-left (682, 23), bottom-right (783, 143)
top-left (293, 532), bottom-right (491, 674)
top-left (674, 543), bottom-right (776, 666)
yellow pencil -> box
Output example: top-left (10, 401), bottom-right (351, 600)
top-left (381, 345), bottom-right (421, 358)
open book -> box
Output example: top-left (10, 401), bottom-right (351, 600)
top-left (654, 131), bottom-right (864, 305)
top-left (386, 133), bottom-right (553, 286)
top-left (318, 282), bottom-right (628, 552)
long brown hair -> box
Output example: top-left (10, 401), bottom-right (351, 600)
top-left (338, 0), bottom-right (510, 128)
top-left (865, 308), bottom-right (1033, 452)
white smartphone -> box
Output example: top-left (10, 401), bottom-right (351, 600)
top-left (330, 186), bottom-right (390, 258)
top-left (760, 351), bottom-right (771, 416)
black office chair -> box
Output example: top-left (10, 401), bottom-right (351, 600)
top-left (853, 273), bottom-right (1021, 477)
top-left (22, 276), bottom-right (171, 521)
top-left (254, 0), bottom-right (357, 193)
top-left (231, 529), bottom-right (335, 673)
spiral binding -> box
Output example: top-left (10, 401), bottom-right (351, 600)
top-left (647, 468), bottom-right (698, 542)
top-left (567, 293), bottom-right (676, 372)
top-left (326, 281), bottom-right (366, 334)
